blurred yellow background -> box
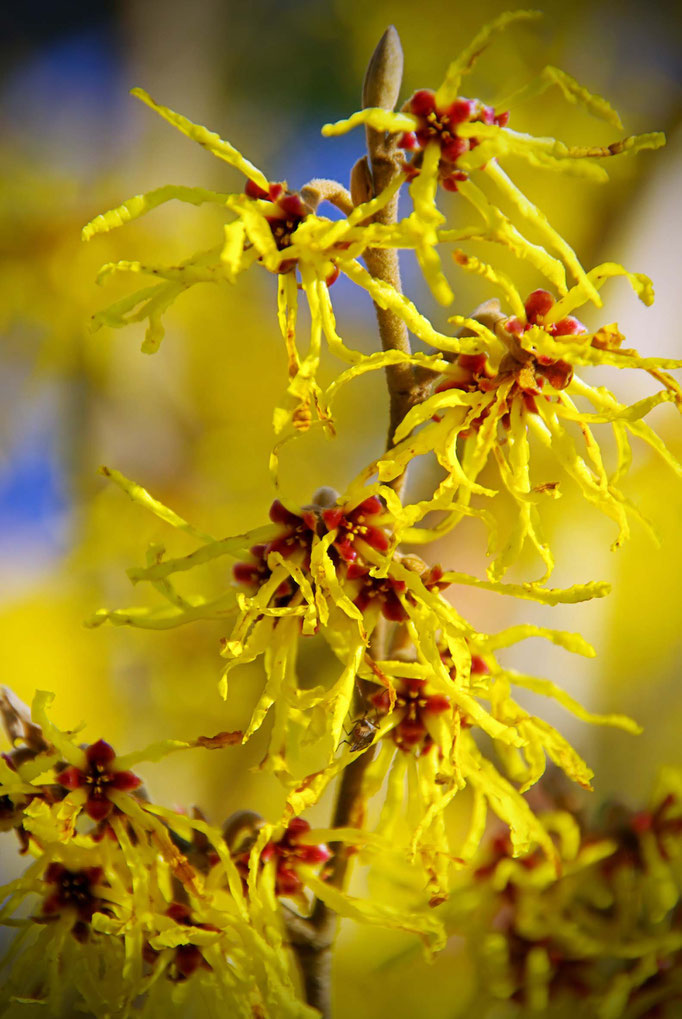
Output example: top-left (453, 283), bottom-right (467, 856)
top-left (1, 1), bottom-right (680, 1014)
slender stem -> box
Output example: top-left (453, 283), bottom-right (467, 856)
top-left (361, 27), bottom-right (415, 459)
top-left (289, 27), bottom-right (429, 1017)
top-left (287, 744), bottom-right (375, 1016)
top-left (301, 179), bottom-right (354, 217)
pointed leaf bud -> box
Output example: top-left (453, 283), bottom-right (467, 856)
top-left (362, 25), bottom-right (404, 113)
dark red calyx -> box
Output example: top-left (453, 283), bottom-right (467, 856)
top-left (43, 864), bottom-right (103, 924)
top-left (56, 766), bottom-right (85, 791)
top-left (552, 316), bottom-right (586, 336)
top-left (166, 902), bottom-right (193, 924)
top-left (285, 817), bottom-right (311, 840)
top-left (269, 499), bottom-right (302, 527)
top-left (174, 945), bottom-right (205, 977)
top-left (409, 89), bottom-right (437, 117)
top-left (539, 360), bottom-right (573, 390)
top-left (322, 497), bottom-right (388, 563)
top-left (325, 265), bottom-right (340, 287)
top-left (256, 817), bottom-right (332, 899)
top-left (448, 98), bottom-right (476, 123)
top-left (276, 866), bottom-right (301, 896)
top-left (441, 172), bottom-right (468, 191)
top-left (398, 131), bottom-right (419, 150)
top-left (524, 289), bottom-right (555, 323)
top-left (424, 694), bottom-right (451, 713)
top-left (322, 507), bottom-right (344, 530)
top-left (371, 689), bottom-right (392, 714)
top-left (86, 739), bottom-right (117, 768)
top-left (396, 717), bottom-right (427, 747)
top-left (279, 194), bottom-right (307, 219)
top-left (504, 316), bottom-right (524, 336)
top-left (441, 136), bottom-right (470, 161)
top-left (353, 574), bottom-right (408, 621)
top-left (459, 352), bottom-right (489, 374)
top-left (57, 740), bottom-right (142, 822)
top-left (233, 562), bottom-right (263, 585)
top-left (245, 180), bottom-right (270, 200)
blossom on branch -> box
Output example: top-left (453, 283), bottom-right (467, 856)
top-left (0, 691), bottom-right (322, 1018)
top-left (322, 10), bottom-right (665, 306)
top-left (82, 89), bottom-right (459, 435)
top-left (56, 739), bottom-right (142, 822)
top-left (377, 271), bottom-right (682, 579)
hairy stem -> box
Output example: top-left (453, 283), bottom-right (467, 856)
top-left (361, 26), bottom-right (432, 465)
top-left (301, 179), bottom-right (354, 216)
top-left (361, 27), bottom-right (413, 458)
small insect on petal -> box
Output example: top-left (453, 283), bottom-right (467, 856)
top-left (340, 716), bottom-right (379, 753)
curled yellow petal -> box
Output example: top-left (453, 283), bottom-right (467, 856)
top-left (98, 465), bottom-right (214, 542)
top-left (131, 87), bottom-right (269, 190)
top-left (82, 185), bottom-right (230, 241)
top-left (505, 670), bottom-right (641, 733)
top-left (321, 108), bottom-right (415, 137)
top-left (436, 10), bottom-right (542, 107)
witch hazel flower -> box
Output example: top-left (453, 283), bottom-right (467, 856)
top-left (379, 265), bottom-right (682, 580)
top-left (82, 89), bottom-right (451, 435)
top-left (85, 474), bottom-right (397, 770)
top-left (243, 181), bottom-right (314, 272)
top-left (398, 90), bottom-right (509, 192)
top-left (349, 568), bottom-right (408, 623)
top-left (460, 776), bottom-right (682, 1016)
top-left (41, 862), bottom-right (106, 941)
top-left (321, 495), bottom-right (389, 564)
top-left (432, 287), bottom-right (584, 426)
top-left (322, 11), bottom-right (665, 308)
top-left (57, 739), bottom-right (143, 822)
top-left (257, 818), bottom-right (331, 902)
top-left (370, 677), bottom-right (451, 754)
top-left (331, 628), bottom-right (640, 903)
top-left (0, 696), bottom-right (313, 1017)
top-left (152, 902), bottom-right (219, 980)
top-left (232, 492), bottom-right (390, 586)
top-left (243, 179), bottom-right (343, 286)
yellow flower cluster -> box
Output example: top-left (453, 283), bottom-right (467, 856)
top-left (0, 690), bottom-right (443, 1015)
top-left (86, 465), bottom-right (640, 900)
top-left (4, 13), bottom-right (677, 1012)
top-left (84, 14), bottom-right (665, 443)
top-left (323, 9), bottom-right (664, 307)
top-left (373, 272), bottom-right (682, 580)
top-left (82, 88), bottom-right (443, 436)
top-left (450, 771), bottom-right (682, 1015)
top-left (0, 691), bottom-right (310, 1017)
top-left (76, 3), bottom-right (682, 896)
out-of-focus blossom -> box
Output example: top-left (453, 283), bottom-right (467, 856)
top-left (452, 771), bottom-right (682, 1016)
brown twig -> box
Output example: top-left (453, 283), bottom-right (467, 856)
top-left (360, 28), bottom-right (412, 456)
top-left (288, 27), bottom-right (428, 1017)
top-left (301, 179), bottom-right (354, 217)
top-left (360, 26), bottom-right (432, 464)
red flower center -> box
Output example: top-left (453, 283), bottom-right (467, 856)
top-left (399, 89), bottom-right (509, 190)
top-left (57, 740), bottom-right (142, 822)
top-left (371, 678), bottom-right (450, 754)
